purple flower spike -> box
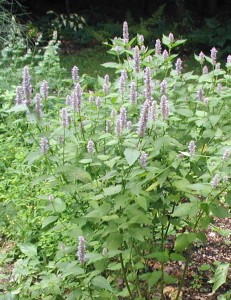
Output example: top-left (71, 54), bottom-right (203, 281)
top-left (210, 47), bottom-right (218, 65)
top-left (162, 49), bottom-right (169, 60)
top-left (133, 46), bottom-right (141, 73)
top-left (202, 66), bottom-right (209, 74)
top-left (123, 21), bottom-right (129, 44)
top-left (77, 236), bottom-right (87, 264)
top-left (40, 137), bottom-right (49, 154)
top-left (199, 51), bottom-right (205, 64)
top-left (87, 139), bottom-right (95, 154)
top-left (103, 74), bottom-right (110, 95)
top-left (95, 96), bottom-right (102, 108)
top-left (139, 152), bottom-right (148, 168)
top-left (40, 80), bottom-right (49, 99)
top-left (137, 100), bottom-right (150, 136)
top-left (188, 140), bottom-right (196, 155)
top-left (34, 93), bottom-right (43, 118)
top-left (130, 81), bottom-right (137, 104)
top-left (155, 39), bottom-right (162, 55)
top-left (119, 106), bottom-right (127, 129)
top-left (15, 86), bottom-right (24, 105)
top-left (60, 108), bottom-right (70, 127)
top-left (160, 79), bottom-right (167, 95)
top-left (211, 174), bottom-right (219, 188)
top-left (175, 58), bottom-right (183, 74)
top-left (71, 65), bottom-right (79, 83)
top-left (144, 67), bottom-right (153, 103)
top-left (160, 95), bottom-right (170, 120)
top-left (169, 33), bottom-right (174, 43)
top-left (119, 69), bottom-right (128, 95)
top-left (22, 66), bottom-right (32, 105)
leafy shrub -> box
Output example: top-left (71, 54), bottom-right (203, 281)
top-left (2, 22), bottom-right (231, 299)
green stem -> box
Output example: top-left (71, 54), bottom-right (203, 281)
top-left (160, 224), bottom-right (165, 300)
top-left (119, 253), bottom-right (133, 299)
top-left (175, 258), bottom-right (189, 300)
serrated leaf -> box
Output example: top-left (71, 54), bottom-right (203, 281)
top-left (91, 275), bottom-right (113, 292)
top-left (174, 233), bottom-right (197, 252)
top-left (25, 150), bottom-right (42, 165)
top-left (42, 216), bottom-right (58, 228)
top-left (63, 261), bottom-right (85, 277)
top-left (7, 104), bottom-right (28, 113)
top-left (210, 204), bottom-right (230, 218)
top-left (124, 148), bottom-right (140, 166)
top-left (18, 243), bottom-right (37, 257)
top-left (134, 196), bottom-right (148, 210)
top-left (177, 108), bottom-right (193, 117)
top-left (101, 62), bottom-right (120, 69)
top-left (209, 263), bottom-right (229, 293)
top-left (46, 198), bottom-right (66, 213)
top-left (103, 185), bottom-right (122, 196)
top-left (172, 203), bottom-right (199, 217)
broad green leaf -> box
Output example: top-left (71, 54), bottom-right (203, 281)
top-left (174, 233), bottom-right (197, 252)
top-left (209, 115), bottom-right (220, 127)
top-left (7, 104), bottom-right (28, 113)
top-left (69, 168), bottom-right (91, 182)
top-left (139, 270), bottom-right (162, 288)
top-left (101, 62), bottom-right (120, 69)
top-left (170, 253), bottom-right (186, 261)
top-left (91, 275), bottom-right (113, 292)
top-left (145, 250), bottom-right (169, 263)
top-left (46, 198), bottom-right (66, 213)
top-left (146, 181), bottom-right (159, 191)
top-left (79, 158), bottom-right (92, 164)
top-left (124, 148), bottom-right (140, 166)
top-left (18, 243), bottom-right (37, 257)
top-left (210, 204), bottom-right (230, 218)
top-left (134, 196), bottom-right (148, 210)
top-left (25, 150), bottom-right (42, 165)
top-left (177, 108), bottom-right (193, 117)
top-left (41, 216), bottom-right (58, 228)
top-left (209, 263), bottom-right (229, 293)
top-left (101, 214), bottom-right (119, 221)
top-left (172, 202), bottom-right (199, 217)
top-left (103, 184), bottom-right (122, 196)
top-left (63, 262), bottom-right (85, 277)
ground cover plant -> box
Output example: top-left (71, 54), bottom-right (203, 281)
top-left (0, 21), bottom-right (231, 299)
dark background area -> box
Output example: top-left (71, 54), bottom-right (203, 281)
top-left (20, 0), bottom-right (230, 23)
top-left (7, 0), bottom-right (231, 56)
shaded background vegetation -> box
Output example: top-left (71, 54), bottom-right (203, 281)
top-left (2, 0), bottom-right (229, 57)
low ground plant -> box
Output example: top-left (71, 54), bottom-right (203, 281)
top-left (1, 22), bottom-right (231, 299)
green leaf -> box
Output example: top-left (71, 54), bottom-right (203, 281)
top-left (42, 216), bottom-right (58, 228)
top-left (172, 202), bottom-right (199, 218)
top-left (210, 204), bottom-right (230, 218)
top-left (63, 262), bottom-right (85, 277)
top-left (124, 148), bottom-right (140, 166)
top-left (174, 233), bottom-right (197, 252)
top-left (177, 108), bottom-right (193, 117)
top-left (91, 275), bottom-right (113, 292)
top-left (46, 198), bottom-right (66, 213)
top-left (101, 62), bottom-right (121, 69)
top-left (69, 168), bottom-right (91, 182)
top-left (139, 270), bottom-right (162, 288)
top-left (103, 185), bottom-right (122, 196)
top-left (25, 150), bottom-right (42, 165)
top-left (134, 196), bottom-right (148, 210)
top-left (18, 243), bottom-right (37, 257)
top-left (7, 104), bottom-right (28, 113)
top-left (209, 263), bottom-right (229, 293)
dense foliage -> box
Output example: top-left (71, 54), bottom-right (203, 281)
top-left (0, 21), bottom-right (231, 299)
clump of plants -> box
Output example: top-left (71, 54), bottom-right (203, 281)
top-left (3, 22), bottom-right (231, 299)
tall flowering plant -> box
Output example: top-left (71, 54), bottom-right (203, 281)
top-left (10, 22), bottom-right (231, 299)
